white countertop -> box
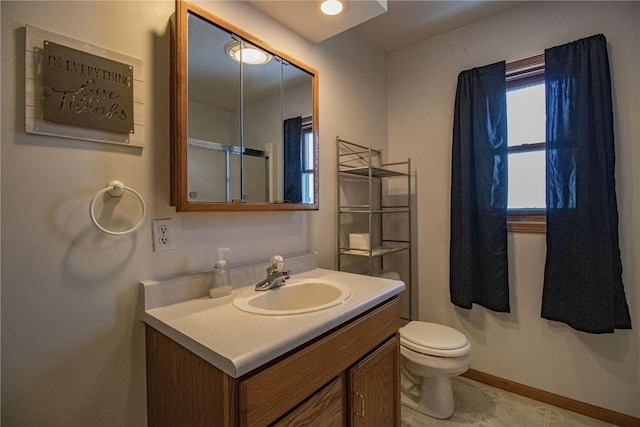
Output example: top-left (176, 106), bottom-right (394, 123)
top-left (141, 267), bottom-right (404, 378)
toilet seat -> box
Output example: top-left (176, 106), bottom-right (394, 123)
top-left (400, 322), bottom-right (471, 358)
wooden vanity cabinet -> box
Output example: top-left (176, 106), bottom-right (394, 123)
top-left (274, 336), bottom-right (400, 427)
top-left (146, 297), bottom-right (400, 426)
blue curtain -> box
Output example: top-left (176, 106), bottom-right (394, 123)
top-left (450, 61), bottom-right (510, 313)
top-left (283, 117), bottom-right (303, 203)
top-left (543, 34), bottom-right (631, 333)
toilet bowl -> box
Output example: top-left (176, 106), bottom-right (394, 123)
top-left (399, 321), bottom-right (471, 419)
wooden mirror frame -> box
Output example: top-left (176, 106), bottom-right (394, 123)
top-left (170, 0), bottom-right (319, 212)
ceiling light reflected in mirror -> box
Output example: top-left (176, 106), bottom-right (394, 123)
top-left (225, 40), bottom-right (272, 65)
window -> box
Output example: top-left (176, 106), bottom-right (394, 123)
top-left (506, 54), bottom-right (546, 233)
top-left (301, 118), bottom-right (315, 204)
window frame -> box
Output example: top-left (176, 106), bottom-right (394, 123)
top-left (506, 54), bottom-right (547, 234)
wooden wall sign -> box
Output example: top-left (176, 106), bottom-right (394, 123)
top-left (25, 25), bottom-right (145, 148)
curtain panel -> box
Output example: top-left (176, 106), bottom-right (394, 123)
top-left (450, 61), bottom-right (510, 313)
top-left (283, 116), bottom-right (303, 203)
top-left (543, 34), bottom-right (631, 333)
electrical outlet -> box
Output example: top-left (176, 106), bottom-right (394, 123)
top-left (152, 218), bottom-right (174, 251)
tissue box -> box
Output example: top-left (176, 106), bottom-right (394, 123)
top-left (349, 233), bottom-right (370, 250)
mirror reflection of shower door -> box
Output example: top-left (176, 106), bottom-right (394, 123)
top-left (187, 144), bottom-right (227, 201)
top-left (243, 152), bottom-right (269, 202)
top-left (187, 139), bottom-right (268, 202)
top-left (228, 151), bottom-right (241, 202)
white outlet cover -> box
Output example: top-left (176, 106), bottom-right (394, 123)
top-left (152, 218), bottom-right (174, 251)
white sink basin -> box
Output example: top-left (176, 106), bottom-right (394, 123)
top-left (233, 279), bottom-right (352, 315)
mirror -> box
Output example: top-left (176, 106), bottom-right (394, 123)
top-left (171, 0), bottom-right (319, 211)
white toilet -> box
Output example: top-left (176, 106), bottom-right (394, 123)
top-left (399, 321), bottom-right (471, 419)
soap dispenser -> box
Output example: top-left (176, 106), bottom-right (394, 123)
top-left (209, 248), bottom-right (231, 298)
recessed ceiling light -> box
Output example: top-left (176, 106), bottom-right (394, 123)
top-left (224, 40), bottom-right (272, 65)
top-left (321, 0), bottom-right (344, 16)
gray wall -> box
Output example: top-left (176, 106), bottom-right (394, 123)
top-left (387, 1), bottom-right (639, 417)
top-left (3, 0), bottom-right (637, 424)
top-left (0, 1), bottom-right (387, 424)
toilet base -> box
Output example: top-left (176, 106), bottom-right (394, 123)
top-left (401, 374), bottom-right (455, 419)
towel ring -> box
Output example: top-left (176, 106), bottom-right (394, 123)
top-left (90, 180), bottom-right (146, 235)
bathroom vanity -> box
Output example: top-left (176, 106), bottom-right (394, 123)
top-left (140, 255), bottom-right (404, 426)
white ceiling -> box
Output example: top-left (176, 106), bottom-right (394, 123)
top-left (247, 0), bottom-right (389, 44)
top-left (247, 0), bottom-right (526, 54)
top-left (356, 1), bottom-right (525, 53)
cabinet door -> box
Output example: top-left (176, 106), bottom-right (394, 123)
top-left (274, 375), bottom-right (345, 426)
top-left (349, 335), bottom-right (400, 427)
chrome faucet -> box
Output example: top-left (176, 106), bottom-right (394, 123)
top-left (255, 255), bottom-right (291, 291)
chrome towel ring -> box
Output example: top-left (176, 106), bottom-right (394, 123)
top-left (90, 180), bottom-right (146, 235)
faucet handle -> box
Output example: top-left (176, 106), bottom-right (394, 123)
top-left (269, 255), bottom-right (284, 272)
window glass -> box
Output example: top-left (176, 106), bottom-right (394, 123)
top-left (302, 128), bottom-right (314, 204)
top-left (508, 150), bottom-right (545, 209)
top-left (507, 83), bottom-right (545, 146)
top-left (304, 131), bottom-right (314, 170)
top-left (507, 80), bottom-right (546, 210)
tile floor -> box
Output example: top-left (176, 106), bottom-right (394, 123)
top-left (401, 377), bottom-right (616, 427)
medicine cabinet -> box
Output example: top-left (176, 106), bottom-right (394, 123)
top-left (171, 0), bottom-right (319, 211)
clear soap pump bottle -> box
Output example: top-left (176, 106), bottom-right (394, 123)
top-left (209, 248), bottom-right (231, 298)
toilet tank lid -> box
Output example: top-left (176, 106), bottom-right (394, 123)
top-left (400, 322), bottom-right (469, 351)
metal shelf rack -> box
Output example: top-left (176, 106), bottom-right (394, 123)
top-left (336, 137), bottom-right (414, 320)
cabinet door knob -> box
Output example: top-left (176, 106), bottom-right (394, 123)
top-left (355, 391), bottom-right (365, 417)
